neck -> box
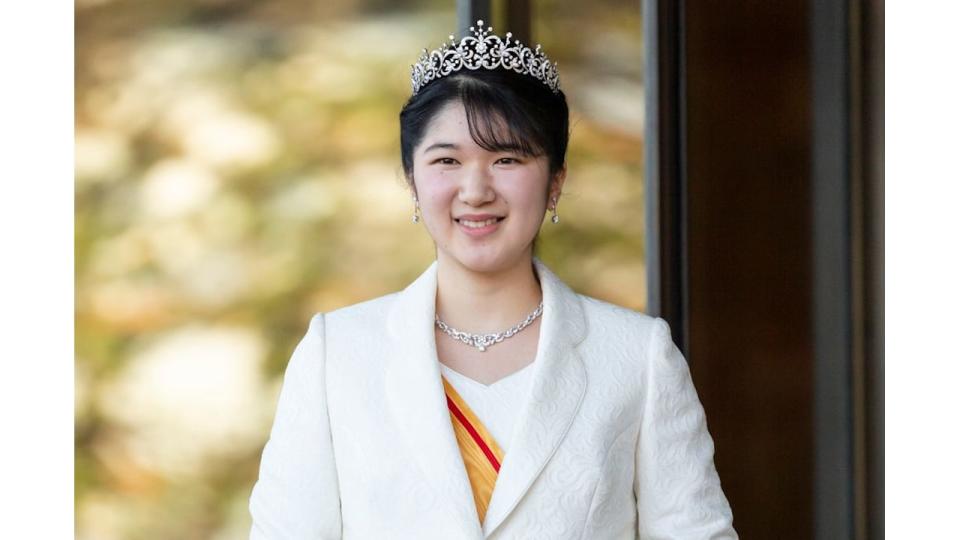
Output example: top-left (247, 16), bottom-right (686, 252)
top-left (435, 252), bottom-right (543, 333)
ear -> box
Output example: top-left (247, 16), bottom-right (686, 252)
top-left (548, 165), bottom-right (567, 208)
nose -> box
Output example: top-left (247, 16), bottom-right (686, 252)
top-left (458, 164), bottom-right (496, 206)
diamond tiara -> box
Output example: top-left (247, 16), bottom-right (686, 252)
top-left (410, 19), bottom-right (561, 96)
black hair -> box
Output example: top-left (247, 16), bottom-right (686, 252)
top-left (399, 68), bottom-right (570, 187)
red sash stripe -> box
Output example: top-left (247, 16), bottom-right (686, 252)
top-left (446, 395), bottom-right (501, 472)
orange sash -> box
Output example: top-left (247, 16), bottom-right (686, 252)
top-left (441, 375), bottom-right (505, 524)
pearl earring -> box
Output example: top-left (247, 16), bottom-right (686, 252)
top-left (551, 198), bottom-right (560, 224)
top-left (412, 197), bottom-right (421, 223)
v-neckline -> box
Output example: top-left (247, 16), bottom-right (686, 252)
top-left (439, 360), bottom-right (536, 389)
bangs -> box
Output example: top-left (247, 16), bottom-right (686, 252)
top-left (399, 67), bottom-right (568, 180)
top-left (458, 78), bottom-right (546, 158)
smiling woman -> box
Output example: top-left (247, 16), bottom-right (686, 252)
top-left (399, 63), bottom-right (570, 275)
top-left (249, 20), bottom-right (737, 540)
top-left (408, 98), bottom-right (563, 275)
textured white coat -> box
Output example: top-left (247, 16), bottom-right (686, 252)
top-left (249, 258), bottom-right (738, 539)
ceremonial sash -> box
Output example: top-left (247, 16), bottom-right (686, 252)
top-left (441, 375), bottom-right (505, 524)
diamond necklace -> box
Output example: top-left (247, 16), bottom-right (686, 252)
top-left (435, 301), bottom-right (544, 352)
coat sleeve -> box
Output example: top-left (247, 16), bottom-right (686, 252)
top-left (250, 313), bottom-right (343, 539)
top-left (634, 317), bottom-right (738, 540)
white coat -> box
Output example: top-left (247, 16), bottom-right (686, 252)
top-left (249, 257), bottom-right (738, 539)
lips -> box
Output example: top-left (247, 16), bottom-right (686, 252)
top-left (457, 216), bottom-right (504, 228)
top-left (454, 215), bottom-right (505, 236)
top-left (454, 213), bottom-right (505, 225)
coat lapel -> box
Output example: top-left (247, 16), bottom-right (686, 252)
top-left (384, 259), bottom-right (484, 539)
top-left (384, 257), bottom-right (588, 539)
top-left (481, 258), bottom-right (587, 537)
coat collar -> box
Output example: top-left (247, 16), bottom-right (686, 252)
top-left (384, 257), bottom-right (588, 538)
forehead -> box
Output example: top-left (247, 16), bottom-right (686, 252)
top-left (424, 101), bottom-right (469, 137)
top-left (419, 100), bottom-right (512, 150)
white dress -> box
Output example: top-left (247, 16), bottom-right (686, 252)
top-left (439, 361), bottom-right (536, 453)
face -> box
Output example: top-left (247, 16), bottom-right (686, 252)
top-left (411, 100), bottom-right (564, 274)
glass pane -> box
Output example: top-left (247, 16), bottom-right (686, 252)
top-left (533, 0), bottom-right (647, 311)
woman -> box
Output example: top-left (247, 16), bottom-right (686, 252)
top-left (250, 21), bottom-right (737, 539)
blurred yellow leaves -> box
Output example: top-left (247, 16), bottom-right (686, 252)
top-left (76, 5), bottom-right (646, 538)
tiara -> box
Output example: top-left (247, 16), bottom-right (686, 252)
top-left (410, 19), bottom-right (561, 96)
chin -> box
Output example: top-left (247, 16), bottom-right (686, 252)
top-left (458, 258), bottom-right (505, 275)
top-left (446, 247), bottom-right (531, 275)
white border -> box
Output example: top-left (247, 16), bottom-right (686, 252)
top-left (0, 3), bottom-right (74, 538)
top-left (887, 1), bottom-right (960, 536)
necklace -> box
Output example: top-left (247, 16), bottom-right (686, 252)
top-left (435, 301), bottom-right (544, 352)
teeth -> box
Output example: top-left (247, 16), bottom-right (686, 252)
top-left (460, 218), bottom-right (500, 228)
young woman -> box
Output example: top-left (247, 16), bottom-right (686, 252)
top-left (250, 21), bottom-right (737, 539)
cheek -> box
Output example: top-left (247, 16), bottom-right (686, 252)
top-left (416, 173), bottom-right (456, 216)
top-left (504, 175), bottom-right (549, 213)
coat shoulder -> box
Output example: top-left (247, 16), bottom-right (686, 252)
top-left (577, 292), bottom-right (661, 332)
top-left (311, 292), bottom-right (402, 370)
top-left (575, 293), bottom-right (668, 354)
top-left (321, 290), bottom-right (399, 329)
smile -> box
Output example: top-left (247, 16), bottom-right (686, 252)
top-left (455, 216), bottom-right (505, 236)
top-left (458, 217), bottom-right (502, 228)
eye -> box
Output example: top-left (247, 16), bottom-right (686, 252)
top-left (496, 157), bottom-right (522, 165)
top-left (432, 157), bottom-right (459, 165)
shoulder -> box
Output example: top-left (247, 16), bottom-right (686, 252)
top-left (575, 292), bottom-right (668, 344)
top-left (572, 292), bottom-right (679, 374)
top-left (289, 294), bottom-right (394, 353)
top-left (295, 292), bottom-right (401, 366)
top-left (571, 293), bottom-right (682, 401)
top-left (306, 290), bottom-right (401, 336)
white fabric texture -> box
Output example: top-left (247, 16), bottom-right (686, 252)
top-left (439, 361), bottom-right (536, 453)
top-left (249, 257), bottom-right (738, 539)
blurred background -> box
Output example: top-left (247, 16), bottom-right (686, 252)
top-left (75, 1), bottom-right (645, 537)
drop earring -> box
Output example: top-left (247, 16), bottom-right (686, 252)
top-left (412, 197), bottom-right (421, 223)
top-left (550, 197), bottom-right (560, 224)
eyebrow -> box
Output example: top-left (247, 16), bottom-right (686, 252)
top-left (421, 142), bottom-right (532, 155)
top-left (422, 142), bottom-right (459, 153)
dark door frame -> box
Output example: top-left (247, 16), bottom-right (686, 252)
top-left (643, 0), bottom-right (687, 353)
top-left (457, 0), bottom-right (530, 42)
top-left (644, 0), bottom-right (883, 538)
